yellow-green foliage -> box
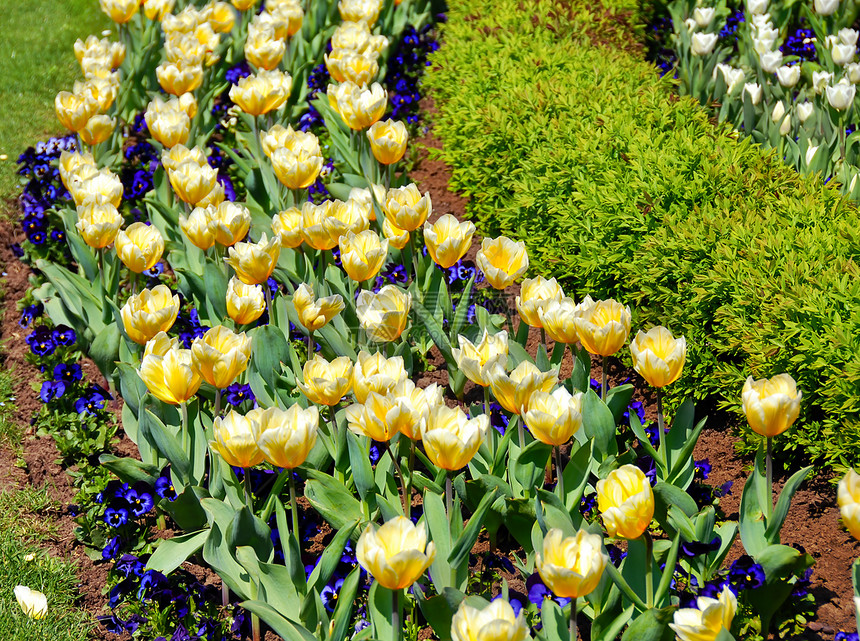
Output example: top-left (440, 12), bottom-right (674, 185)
top-left (426, 0), bottom-right (860, 471)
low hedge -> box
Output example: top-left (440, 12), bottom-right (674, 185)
top-left (425, 0), bottom-right (860, 472)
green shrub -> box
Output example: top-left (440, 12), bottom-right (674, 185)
top-left (426, 0), bottom-right (860, 472)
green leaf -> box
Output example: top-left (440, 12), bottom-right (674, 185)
top-left (146, 529), bottom-right (208, 575)
top-left (89, 321), bottom-right (120, 380)
top-left (764, 465), bottom-right (812, 542)
top-left (619, 607), bottom-right (675, 641)
top-left (540, 599), bottom-right (568, 641)
top-left (514, 439), bottom-right (552, 494)
top-left (239, 600), bottom-right (318, 641)
top-left (304, 470), bottom-right (364, 531)
top-left (739, 450), bottom-right (768, 558)
top-left (329, 567), bottom-right (361, 641)
top-left (448, 487), bottom-right (499, 568)
top-left (308, 521), bottom-right (360, 593)
top-left (582, 391), bottom-right (617, 460)
top-left (98, 453), bottom-right (159, 485)
top-left (346, 431), bottom-right (375, 502)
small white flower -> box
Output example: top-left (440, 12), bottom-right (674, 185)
top-left (805, 144), bottom-right (820, 166)
top-left (776, 65), bottom-right (801, 87)
top-left (744, 82), bottom-right (763, 105)
top-left (796, 101), bottom-right (814, 123)
top-left (691, 32), bottom-right (719, 56)
top-left (693, 7), bottom-right (715, 27)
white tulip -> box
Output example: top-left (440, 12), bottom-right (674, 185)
top-left (847, 62), bottom-right (860, 83)
top-left (725, 68), bottom-right (746, 93)
top-left (850, 173), bottom-right (858, 192)
top-left (685, 17), bottom-right (698, 31)
top-left (753, 37), bottom-right (778, 53)
top-left (748, 0), bottom-right (768, 14)
top-left (832, 43), bottom-right (855, 65)
top-left (839, 28), bottom-right (859, 45)
top-left (691, 32), bottom-right (719, 56)
top-left (693, 7), bottom-right (715, 27)
top-left (815, 0), bottom-right (839, 15)
top-left (751, 13), bottom-right (772, 28)
top-left (776, 65), bottom-right (801, 87)
top-left (826, 34), bottom-right (840, 49)
top-left (744, 82), bottom-right (763, 105)
top-left (754, 25), bottom-right (779, 41)
top-left (813, 70), bottom-right (834, 93)
top-left (759, 50), bottom-right (783, 72)
top-left (771, 102), bottom-right (791, 135)
top-left (796, 101), bottom-right (814, 123)
top-left (826, 79), bottom-right (856, 110)
top-left (805, 144), bottom-right (820, 167)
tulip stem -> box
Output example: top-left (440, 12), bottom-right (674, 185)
top-left (656, 389), bottom-right (668, 472)
top-left (445, 473), bottom-right (453, 534)
top-left (385, 441), bottom-right (408, 517)
top-left (644, 531), bottom-right (654, 609)
top-left (264, 286), bottom-right (275, 326)
top-left (307, 330), bottom-right (314, 359)
top-left (601, 355), bottom-right (607, 401)
top-left (214, 389), bottom-right (221, 417)
top-left (765, 437), bottom-right (773, 521)
top-left (407, 233), bottom-right (421, 285)
top-left (392, 588), bottom-right (401, 641)
top-left (570, 596), bottom-right (578, 641)
top-left (555, 446), bottom-right (565, 498)
top-left (406, 440), bottom-right (416, 520)
top-left (244, 469), bottom-right (255, 510)
top-left (180, 401), bottom-right (189, 453)
top-left (516, 416), bottom-right (524, 450)
top-left (318, 250), bottom-right (328, 293)
top-left (483, 385), bottom-right (491, 417)
top-left (289, 473), bottom-right (300, 536)
top-left (221, 580), bottom-right (229, 608)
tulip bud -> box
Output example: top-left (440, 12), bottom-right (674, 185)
top-left (70, 168), bottom-right (124, 208)
top-left (255, 405), bottom-right (319, 469)
top-left (339, 229), bottom-right (388, 282)
top-left (59, 151), bottom-right (97, 192)
top-left (536, 528), bottom-right (608, 598)
top-left (14, 586), bottom-right (48, 619)
top-left (383, 183), bottom-right (431, 232)
top-left (630, 326), bottom-right (686, 388)
top-left (138, 332), bottom-right (203, 404)
top-left (335, 82), bottom-right (388, 130)
top-left (227, 276), bottom-right (266, 325)
top-left (245, 22), bottom-right (285, 70)
top-left (326, 49), bottom-right (380, 87)
top-left (451, 598), bottom-right (530, 641)
top-left (156, 61), bottom-right (204, 95)
top-left (121, 285), bottom-right (181, 345)
top-left (339, 0), bottom-right (383, 24)
top-left (838, 469), bottom-right (860, 540)
top-left (145, 98), bottom-right (191, 148)
top-left (332, 20), bottom-right (387, 55)
top-left (80, 115), bottom-right (115, 146)
top-left (833, 43), bottom-right (856, 66)
top-left (524, 388), bottom-right (583, 446)
top-left (272, 207), bottom-right (304, 248)
top-left (421, 404), bottom-right (489, 471)
top-left (692, 7), bottom-right (714, 27)
top-left (232, 0), bottom-right (257, 9)
top-left (210, 201), bottom-right (251, 247)
top-left (100, 0), bottom-right (139, 23)
top-left (298, 354), bottom-right (353, 406)
top-left (330, 198), bottom-right (372, 236)
top-left (670, 586), bottom-right (737, 641)
top-left (775, 65), bottom-right (800, 87)
top-left (366, 119), bottom-right (408, 165)
top-left (387, 379), bottom-right (443, 440)
top-left (596, 464), bottom-right (655, 539)
top-left (747, 0), bottom-right (768, 14)
top-left (115, 222), bottom-right (165, 273)
top-left (827, 79), bottom-right (856, 110)
top-left (423, 214), bottom-right (475, 269)
top-left (162, 144), bottom-right (208, 173)
top-left (345, 391), bottom-right (404, 441)
top-left (847, 63), bottom-right (860, 84)
top-left (759, 50), bottom-right (782, 73)
top-left (348, 184), bottom-right (386, 221)
top-left (487, 360), bottom-right (557, 415)
top-left (476, 236), bottom-right (529, 289)
top-left (144, 0), bottom-right (176, 20)
top-left (55, 91), bottom-right (98, 133)
top-left (293, 282), bottom-right (345, 331)
top-left (813, 70), bottom-right (834, 94)
top-left (538, 297), bottom-right (579, 344)
top-left (452, 329), bottom-right (508, 388)
top-left (75, 201), bottom-right (123, 249)
top-left (356, 517), bottom-right (435, 590)
top-left (352, 351), bottom-right (407, 404)
top-left (270, 140), bottom-right (324, 190)
top-left (270, 2), bottom-right (303, 37)
top-left (356, 285), bottom-right (412, 343)
top-left (743, 82), bottom-right (763, 105)
top-left (191, 325), bottom-right (252, 388)
top-left (716, 64), bottom-right (745, 94)
top-left (226, 233), bottom-right (281, 285)
top-left (210, 410), bottom-right (264, 468)
top-left (180, 206), bottom-right (216, 250)
top-left (741, 373), bottom-right (802, 437)
top-left (691, 32), bottom-right (718, 56)
top-left (805, 144), bottom-right (819, 167)
top-left (170, 160), bottom-right (218, 205)
top-left (814, 0), bottom-right (839, 15)
top-left (573, 297), bottom-right (632, 357)
top-left (229, 70), bottom-right (291, 116)
top-left (516, 276), bottom-right (564, 328)
top-left (209, 1), bottom-right (237, 31)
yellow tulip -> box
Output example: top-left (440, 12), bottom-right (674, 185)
top-left (451, 598), bottom-right (530, 641)
top-left (487, 360), bottom-right (557, 415)
top-left (516, 276), bottom-right (564, 329)
top-left (357, 516), bottom-right (435, 591)
top-left (100, 0), bottom-right (139, 23)
top-left (227, 276), bottom-right (266, 325)
top-left (115, 222), bottom-right (165, 273)
top-left (164, 33), bottom-right (206, 68)
top-left (260, 124), bottom-right (321, 158)
top-left (292, 283), bottom-right (345, 331)
top-left (366, 119), bottom-right (408, 165)
top-left (298, 355), bottom-right (353, 406)
top-left (574, 298), bottom-right (632, 357)
top-left (232, 0), bottom-right (257, 9)
top-left (80, 115), bottom-right (115, 146)
top-left (536, 528), bottom-right (608, 599)
top-left (145, 98), bottom-right (191, 148)
top-left (596, 464), bottom-right (655, 540)
top-left (669, 586), bottom-right (737, 641)
top-left (253, 11), bottom-right (289, 40)
top-left (272, 207), bottom-right (304, 248)
top-left (741, 374), bottom-right (802, 438)
top-left (331, 198), bottom-right (372, 235)
top-left (388, 379), bottom-right (443, 440)
top-left (161, 144), bottom-right (208, 173)
top-left (74, 77), bottom-right (118, 113)
top-left (229, 70), bottom-right (291, 116)
top-left (326, 50), bottom-right (379, 87)
top-left (121, 285), bottom-right (181, 345)
top-left (178, 92), bottom-right (198, 118)
top-left (208, 1), bottom-right (236, 32)
top-left (356, 285), bottom-right (411, 343)
top-left (169, 160), bottom-right (218, 205)
top-left (180, 206), bottom-right (216, 250)
top-left (13, 586), bottom-right (48, 620)
top-left (211, 201), bottom-right (251, 247)
top-left (300, 200), bottom-right (341, 250)
top-left (452, 329), bottom-right (508, 388)
top-left (74, 36), bottom-right (125, 70)
top-left (144, 0), bottom-right (175, 20)
top-left (630, 326), bottom-right (686, 388)
top-left (524, 388), bottom-right (584, 446)
top-left (255, 405), bottom-right (319, 469)
top-left (269, 2), bottom-right (303, 37)
top-left (339, 229), bottom-right (388, 282)
top-left (838, 469), bottom-right (860, 541)
top-left (348, 184), bottom-right (386, 221)
top-left (383, 183), bottom-right (431, 232)
top-left (195, 180), bottom-right (225, 208)
top-left (271, 144), bottom-right (324, 190)
top-left (59, 151), bottom-right (96, 191)
top-left (245, 22), bottom-right (285, 70)
top-left (191, 325), bottom-right (252, 389)
top-left (476, 236), bottom-right (529, 289)
top-left (423, 215), bottom-right (475, 269)
top-left (382, 217), bottom-right (409, 250)
top-left (55, 91), bottom-right (98, 133)
top-left (210, 410), bottom-right (265, 468)
top-left (70, 168), bottom-right (123, 208)
top-left (338, 0), bottom-right (383, 25)
top-left (539, 297), bottom-right (579, 344)
top-left (156, 61), bottom-right (204, 95)
top-left (345, 391), bottom-right (403, 441)
top-left (352, 351), bottom-right (407, 404)
top-left (336, 82), bottom-right (387, 130)
top-left (75, 201), bottom-right (124, 249)
top-left (421, 404), bottom-right (488, 471)
top-left (138, 332), bottom-right (203, 405)
top-left (332, 20), bottom-right (388, 55)
top-left (226, 233), bottom-right (281, 285)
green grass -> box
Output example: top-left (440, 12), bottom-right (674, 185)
top-left (0, 0), bottom-right (109, 208)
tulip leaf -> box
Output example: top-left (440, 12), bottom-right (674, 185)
top-left (329, 567), bottom-right (361, 641)
top-left (139, 409), bottom-right (191, 484)
top-left (582, 391), bottom-right (618, 461)
top-left (410, 293), bottom-right (455, 366)
top-left (655, 532), bottom-right (681, 605)
top-left (605, 384), bottom-right (634, 425)
top-left (536, 489), bottom-right (576, 537)
top-left (604, 560), bottom-right (648, 613)
top-left (746, 544), bottom-right (814, 636)
top-left (368, 581), bottom-right (393, 641)
top-left (203, 520), bottom-right (252, 598)
top-left (59, 209), bottom-right (99, 282)
top-left (146, 529), bottom-right (208, 575)
top-left (236, 546), bottom-right (303, 615)
top-left (159, 485), bottom-right (208, 532)
top-left (424, 490), bottom-right (454, 591)
top-left (449, 275), bottom-right (475, 341)
top-left (448, 487), bottom-right (499, 569)
top-left (739, 450), bottom-right (768, 558)
top-left (239, 599), bottom-right (318, 641)
top-left (346, 431), bottom-right (376, 502)
top-left (308, 520), bottom-right (359, 593)
top-left (275, 498), bottom-right (307, 596)
top-left (513, 440), bottom-right (552, 495)
top-left (852, 558), bottom-right (860, 633)
top-left (570, 347), bottom-right (591, 393)
top-left (619, 606), bottom-right (675, 641)
top-left (228, 506), bottom-right (274, 564)
top-left (98, 453), bottom-right (159, 486)
top-left (304, 470), bottom-right (364, 531)
top-left (562, 438), bottom-right (594, 514)
top-left (249, 325), bottom-right (290, 400)
top-left (591, 604), bottom-right (635, 641)
top-left (764, 465), bottom-right (812, 542)
top-left (653, 482), bottom-right (698, 538)
top-left (539, 599), bottom-right (568, 641)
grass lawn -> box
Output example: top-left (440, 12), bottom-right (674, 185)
top-left (0, 0), bottom-right (109, 209)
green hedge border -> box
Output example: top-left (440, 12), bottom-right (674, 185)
top-left (426, 0), bottom-right (860, 472)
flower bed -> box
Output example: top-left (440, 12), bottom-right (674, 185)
top-left (6, 0), bottom-right (860, 640)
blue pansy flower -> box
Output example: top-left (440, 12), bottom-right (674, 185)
top-left (53, 362), bottom-right (83, 383)
top-left (40, 380), bottom-right (66, 403)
